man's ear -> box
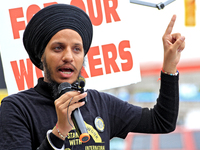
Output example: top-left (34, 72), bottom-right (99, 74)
top-left (41, 54), bottom-right (44, 63)
top-left (40, 54), bottom-right (45, 70)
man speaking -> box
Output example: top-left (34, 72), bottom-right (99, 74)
top-left (0, 3), bottom-right (185, 150)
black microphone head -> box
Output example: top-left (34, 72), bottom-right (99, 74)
top-left (77, 75), bottom-right (85, 88)
top-left (58, 82), bottom-right (72, 96)
top-left (76, 76), bottom-right (87, 104)
top-left (79, 80), bottom-right (85, 88)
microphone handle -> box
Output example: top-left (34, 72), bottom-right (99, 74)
top-left (71, 108), bottom-right (90, 143)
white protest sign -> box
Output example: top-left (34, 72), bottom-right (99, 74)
top-left (0, 0), bottom-right (141, 95)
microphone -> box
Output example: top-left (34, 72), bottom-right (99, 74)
top-left (76, 75), bottom-right (87, 103)
top-left (58, 81), bottom-right (90, 143)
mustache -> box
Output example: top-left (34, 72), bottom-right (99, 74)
top-left (56, 62), bottom-right (78, 72)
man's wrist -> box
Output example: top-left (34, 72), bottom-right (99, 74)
top-left (161, 68), bottom-right (178, 76)
top-left (52, 124), bottom-right (68, 141)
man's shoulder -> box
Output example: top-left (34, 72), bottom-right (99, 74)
top-left (86, 89), bottom-right (112, 97)
top-left (86, 89), bottom-right (120, 104)
top-left (2, 88), bottom-right (37, 104)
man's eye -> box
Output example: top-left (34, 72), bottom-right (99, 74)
top-left (74, 47), bottom-right (81, 51)
top-left (54, 46), bottom-right (62, 51)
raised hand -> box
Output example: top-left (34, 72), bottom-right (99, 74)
top-left (162, 15), bottom-right (185, 74)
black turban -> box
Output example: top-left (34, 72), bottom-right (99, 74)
top-left (23, 4), bottom-right (93, 70)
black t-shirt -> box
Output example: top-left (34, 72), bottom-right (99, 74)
top-left (0, 72), bottom-right (179, 150)
top-left (0, 78), bottom-right (142, 149)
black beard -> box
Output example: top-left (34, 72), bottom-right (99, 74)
top-left (43, 57), bottom-right (60, 99)
top-left (49, 80), bottom-right (60, 100)
top-left (42, 56), bottom-right (85, 99)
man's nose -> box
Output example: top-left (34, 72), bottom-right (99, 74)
top-left (62, 48), bottom-right (74, 63)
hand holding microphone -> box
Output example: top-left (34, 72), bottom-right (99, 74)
top-left (53, 77), bottom-right (90, 143)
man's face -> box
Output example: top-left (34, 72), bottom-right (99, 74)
top-left (41, 29), bottom-right (84, 84)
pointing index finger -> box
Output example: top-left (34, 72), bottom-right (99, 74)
top-left (165, 15), bottom-right (176, 35)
